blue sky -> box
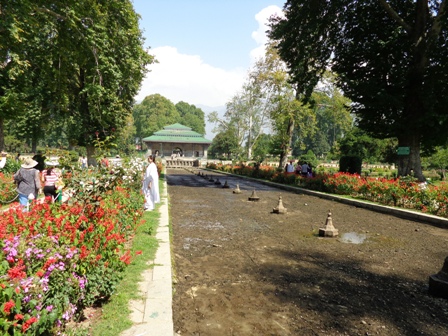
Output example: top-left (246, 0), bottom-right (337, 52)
top-left (132, 0), bottom-right (285, 109)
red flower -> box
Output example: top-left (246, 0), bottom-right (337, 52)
top-left (3, 299), bottom-right (15, 314)
top-left (14, 314), bottom-right (24, 320)
top-left (8, 261), bottom-right (26, 280)
top-left (22, 316), bottom-right (38, 332)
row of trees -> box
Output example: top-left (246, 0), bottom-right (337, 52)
top-left (208, 0), bottom-right (448, 182)
top-left (1, 0), bottom-right (153, 160)
top-left (207, 46), bottom-right (353, 165)
top-left (267, 0), bottom-right (448, 181)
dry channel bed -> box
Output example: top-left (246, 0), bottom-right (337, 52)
top-left (168, 168), bottom-right (448, 336)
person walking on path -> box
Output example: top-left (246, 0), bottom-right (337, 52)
top-left (142, 155), bottom-right (160, 211)
top-left (41, 162), bottom-right (61, 202)
top-left (13, 157), bottom-right (41, 211)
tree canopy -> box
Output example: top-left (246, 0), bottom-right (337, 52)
top-left (175, 101), bottom-right (206, 135)
top-left (0, 0), bottom-right (153, 154)
top-left (269, 0), bottom-right (448, 180)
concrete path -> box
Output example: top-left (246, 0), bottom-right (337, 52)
top-left (120, 181), bottom-right (174, 336)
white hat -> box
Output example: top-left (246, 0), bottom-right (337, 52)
top-left (21, 157), bottom-right (38, 169)
top-left (45, 161), bottom-right (59, 166)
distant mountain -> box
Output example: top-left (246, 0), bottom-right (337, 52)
top-left (196, 104), bottom-right (226, 140)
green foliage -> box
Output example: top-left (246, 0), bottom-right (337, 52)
top-left (252, 134), bottom-right (273, 163)
top-left (299, 150), bottom-right (318, 169)
top-left (1, 0), bottom-right (154, 153)
top-left (339, 156), bottom-right (362, 175)
top-left (175, 101), bottom-right (206, 135)
top-left (133, 94), bottom-right (180, 146)
top-left (208, 128), bottom-right (241, 159)
top-left (0, 157), bottom-right (20, 174)
top-left (269, 0), bottom-right (448, 179)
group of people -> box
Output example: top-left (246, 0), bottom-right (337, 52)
top-left (11, 153), bottom-right (62, 210)
top-left (285, 160), bottom-right (313, 177)
top-left (4, 149), bottom-right (161, 212)
top-left (142, 155), bottom-right (160, 211)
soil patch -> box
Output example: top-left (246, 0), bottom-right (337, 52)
top-left (169, 169), bottom-right (448, 336)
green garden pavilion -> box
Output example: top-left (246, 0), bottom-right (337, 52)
top-left (142, 123), bottom-right (212, 159)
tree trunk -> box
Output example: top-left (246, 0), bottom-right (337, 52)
top-left (31, 138), bottom-right (37, 153)
top-left (397, 134), bottom-right (424, 181)
top-left (86, 145), bottom-right (97, 166)
top-left (278, 117), bottom-right (295, 171)
top-left (0, 118), bottom-right (4, 151)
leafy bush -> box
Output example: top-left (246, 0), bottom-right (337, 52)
top-left (0, 157), bottom-right (21, 174)
top-left (339, 156), bottom-right (362, 174)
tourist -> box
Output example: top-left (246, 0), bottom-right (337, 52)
top-left (295, 162), bottom-right (302, 175)
top-left (101, 155), bottom-right (109, 168)
top-left (15, 152), bottom-right (21, 162)
top-left (41, 161), bottom-right (61, 202)
top-left (81, 156), bottom-right (88, 169)
top-left (307, 163), bottom-right (313, 178)
top-left (0, 151), bottom-right (6, 169)
top-left (285, 160), bottom-right (295, 173)
top-left (301, 162), bottom-right (309, 177)
top-left (142, 155), bottom-right (160, 211)
top-left (13, 157), bottom-right (41, 210)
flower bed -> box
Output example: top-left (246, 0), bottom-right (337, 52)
top-left (208, 163), bottom-right (448, 219)
top-left (0, 159), bottom-right (145, 335)
top-left (0, 173), bottom-right (18, 205)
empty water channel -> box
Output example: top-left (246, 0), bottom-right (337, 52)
top-left (168, 168), bottom-right (448, 336)
top-left (168, 168), bottom-right (372, 246)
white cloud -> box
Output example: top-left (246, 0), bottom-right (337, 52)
top-left (135, 5), bottom-right (284, 108)
top-left (250, 5), bottom-right (284, 64)
top-left (135, 46), bottom-right (245, 107)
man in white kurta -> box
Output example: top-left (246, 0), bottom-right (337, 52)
top-left (142, 156), bottom-right (160, 211)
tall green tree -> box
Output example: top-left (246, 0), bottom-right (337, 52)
top-left (133, 94), bottom-right (180, 148)
top-left (208, 127), bottom-right (240, 159)
top-left (269, 0), bottom-right (448, 181)
top-left (259, 44), bottom-right (316, 170)
top-left (0, 0), bottom-right (36, 150)
top-left (1, 1), bottom-right (153, 158)
top-left (175, 101), bottom-right (206, 135)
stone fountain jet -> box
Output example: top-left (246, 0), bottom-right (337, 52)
top-left (429, 256), bottom-right (448, 299)
top-left (233, 184), bottom-right (242, 194)
top-left (318, 210), bottom-right (339, 237)
top-left (273, 196), bottom-right (287, 214)
top-left (248, 189), bottom-right (260, 202)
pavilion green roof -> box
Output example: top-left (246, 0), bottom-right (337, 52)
top-left (142, 123), bottom-right (212, 144)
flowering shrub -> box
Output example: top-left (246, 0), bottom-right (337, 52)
top-left (0, 173), bottom-right (17, 204)
top-left (0, 159), bottom-right (144, 335)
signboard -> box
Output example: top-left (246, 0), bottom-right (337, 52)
top-left (397, 147), bottom-right (410, 155)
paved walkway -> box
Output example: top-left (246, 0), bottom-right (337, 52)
top-left (120, 181), bottom-right (175, 336)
